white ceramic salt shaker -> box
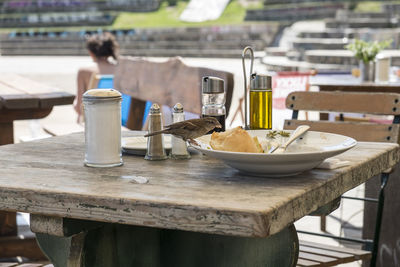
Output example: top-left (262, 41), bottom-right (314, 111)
top-left (171, 103), bottom-right (190, 159)
top-left (83, 89), bottom-right (123, 167)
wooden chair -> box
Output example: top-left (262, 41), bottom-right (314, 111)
top-left (43, 74), bottom-right (134, 136)
top-left (113, 57), bottom-right (234, 129)
top-left (284, 91), bottom-right (400, 267)
top-left (0, 214), bottom-right (46, 262)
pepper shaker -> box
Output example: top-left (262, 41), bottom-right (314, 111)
top-left (83, 89), bottom-right (123, 167)
top-left (201, 76), bottom-right (226, 134)
top-left (171, 103), bottom-right (190, 159)
top-left (145, 103), bottom-right (168, 161)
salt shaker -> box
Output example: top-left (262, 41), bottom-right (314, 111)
top-left (83, 89), bottom-right (123, 167)
top-left (171, 103), bottom-right (190, 159)
top-left (145, 103), bottom-right (168, 161)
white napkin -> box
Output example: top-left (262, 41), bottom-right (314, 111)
top-left (317, 158), bottom-right (351, 169)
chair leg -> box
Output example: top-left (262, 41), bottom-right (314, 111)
top-left (0, 211), bottom-right (17, 236)
top-left (320, 215), bottom-right (326, 232)
top-left (369, 172), bottom-right (390, 267)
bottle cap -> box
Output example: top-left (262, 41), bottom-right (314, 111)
top-left (202, 76), bottom-right (224, 94)
top-left (150, 103), bottom-right (161, 114)
top-left (83, 89), bottom-right (122, 100)
top-left (250, 74), bottom-right (272, 90)
top-left (173, 103), bottom-right (184, 113)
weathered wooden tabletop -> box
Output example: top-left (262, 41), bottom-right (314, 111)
top-left (0, 132), bottom-right (398, 238)
top-left (0, 73), bottom-right (75, 145)
top-left (0, 73), bottom-right (74, 110)
top-left (0, 73), bottom-right (75, 239)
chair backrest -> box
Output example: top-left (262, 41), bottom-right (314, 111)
top-left (93, 74), bottom-right (152, 129)
top-left (284, 91), bottom-right (400, 143)
top-left (113, 56), bottom-right (234, 117)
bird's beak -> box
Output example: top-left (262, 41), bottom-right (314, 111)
top-left (216, 123), bottom-right (222, 128)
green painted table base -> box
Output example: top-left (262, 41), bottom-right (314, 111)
top-left (36, 223), bottom-right (299, 267)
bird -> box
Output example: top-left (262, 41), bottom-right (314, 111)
top-left (144, 117), bottom-right (222, 143)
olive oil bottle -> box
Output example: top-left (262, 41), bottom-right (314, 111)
top-left (249, 74), bottom-right (272, 129)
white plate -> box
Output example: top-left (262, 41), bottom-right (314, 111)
top-left (192, 130), bottom-right (357, 177)
top-left (122, 135), bottom-right (172, 155)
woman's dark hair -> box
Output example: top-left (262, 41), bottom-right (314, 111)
top-left (86, 32), bottom-right (119, 60)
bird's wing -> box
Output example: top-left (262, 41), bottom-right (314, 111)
top-left (144, 129), bottom-right (167, 137)
top-left (166, 120), bottom-right (199, 131)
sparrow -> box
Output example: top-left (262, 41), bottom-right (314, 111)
top-left (144, 117), bottom-right (222, 143)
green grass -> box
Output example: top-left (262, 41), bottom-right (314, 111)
top-left (0, 0), bottom-right (253, 33)
top-left (354, 1), bottom-right (382, 13)
top-left (354, 0), bottom-right (400, 13)
top-left (112, 0), bottom-right (247, 29)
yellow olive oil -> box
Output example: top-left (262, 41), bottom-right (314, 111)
top-left (250, 90), bottom-right (272, 129)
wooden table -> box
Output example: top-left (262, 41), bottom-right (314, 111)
top-left (0, 132), bottom-right (398, 266)
top-left (0, 73), bottom-right (74, 145)
top-left (0, 73), bottom-right (74, 258)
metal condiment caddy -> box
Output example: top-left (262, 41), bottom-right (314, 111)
top-left (242, 46), bottom-right (273, 130)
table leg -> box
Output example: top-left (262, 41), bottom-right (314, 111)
top-left (0, 108), bottom-right (54, 249)
top-left (0, 122), bottom-right (17, 237)
top-left (319, 112), bottom-right (329, 121)
top-left (0, 122), bottom-right (13, 145)
top-left (0, 108), bottom-right (52, 238)
top-left (0, 211), bottom-right (16, 236)
top-left (34, 219), bottom-right (299, 267)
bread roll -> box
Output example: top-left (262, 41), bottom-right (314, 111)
top-left (210, 127), bottom-right (263, 153)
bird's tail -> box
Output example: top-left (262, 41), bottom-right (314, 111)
top-left (144, 130), bottom-right (166, 137)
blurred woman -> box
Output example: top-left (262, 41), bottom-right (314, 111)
top-left (74, 32), bottom-right (119, 122)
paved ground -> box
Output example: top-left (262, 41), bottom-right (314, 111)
top-left (0, 56), bottom-right (363, 266)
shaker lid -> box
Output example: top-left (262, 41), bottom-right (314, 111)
top-left (150, 103), bottom-right (161, 114)
top-left (83, 89), bottom-right (122, 99)
top-left (202, 76), bottom-right (224, 94)
top-left (173, 103), bottom-right (184, 113)
top-left (250, 74), bottom-right (272, 90)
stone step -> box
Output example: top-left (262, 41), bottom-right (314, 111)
top-left (1, 0), bottom-right (160, 14)
top-left (382, 3), bottom-right (400, 14)
top-left (298, 30), bottom-right (355, 39)
top-left (305, 49), bottom-right (357, 66)
top-left (286, 50), bottom-right (302, 61)
top-left (0, 39), bottom-right (267, 50)
top-left (265, 47), bottom-right (288, 56)
top-left (245, 3), bottom-right (344, 21)
top-left (335, 10), bottom-right (392, 20)
top-left (0, 47), bottom-right (250, 58)
top-left (305, 49), bottom-right (400, 67)
top-left (292, 37), bottom-right (351, 51)
top-left (4, 23), bottom-right (278, 42)
top-left (5, 32), bottom-right (270, 42)
top-left (325, 18), bottom-right (397, 29)
top-left (261, 55), bottom-right (352, 72)
top-left (0, 23), bottom-right (279, 56)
